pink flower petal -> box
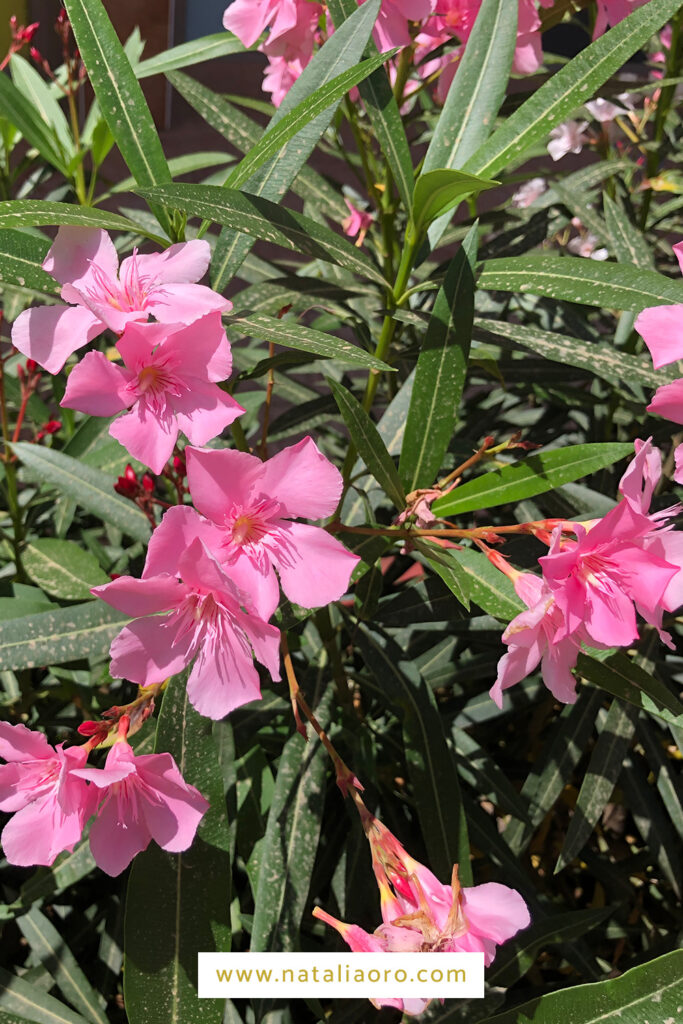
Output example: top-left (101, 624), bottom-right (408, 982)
top-left (109, 399), bottom-right (178, 475)
top-left (137, 753), bottom-right (209, 851)
top-left (171, 382), bottom-right (245, 447)
top-left (122, 239), bottom-right (211, 285)
top-left (88, 793), bottom-right (151, 876)
top-left (185, 447), bottom-right (264, 523)
top-left (143, 506), bottom-right (226, 579)
top-left (61, 350), bottom-right (134, 416)
top-left (647, 379), bottom-right (683, 425)
top-left (116, 321), bottom-right (167, 370)
top-left (1, 790), bottom-right (85, 866)
top-left (259, 436), bottom-right (343, 519)
top-left (0, 721), bottom-right (52, 762)
top-left (635, 305), bottom-right (683, 368)
top-left (461, 882), bottom-right (531, 947)
top-left (44, 227), bottom-right (118, 290)
top-left (186, 632), bottom-right (264, 719)
top-left (92, 573), bottom-right (184, 616)
top-left (11, 304), bottom-right (103, 374)
top-left (146, 283), bottom-right (231, 325)
top-left (109, 616), bottom-right (193, 685)
top-left (157, 313), bottom-right (232, 382)
top-left (271, 521), bottom-right (358, 607)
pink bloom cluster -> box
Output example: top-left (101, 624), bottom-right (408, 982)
top-left (0, 722), bottom-right (207, 876)
top-left (94, 438), bottom-right (359, 720)
top-left (491, 440), bottom-right (683, 706)
top-left (223, 0), bottom-right (555, 107)
top-left (314, 816), bottom-right (529, 1015)
top-left (635, 241), bottom-right (683, 484)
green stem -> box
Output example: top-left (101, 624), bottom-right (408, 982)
top-left (640, 12), bottom-right (682, 230)
top-left (65, 68), bottom-right (87, 206)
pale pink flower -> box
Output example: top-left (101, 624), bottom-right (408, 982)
top-left (342, 199), bottom-right (373, 245)
top-left (511, 176), bottom-right (547, 208)
top-left (593, 0), bottom-right (650, 39)
top-left (513, 0), bottom-right (544, 74)
top-left (185, 438), bottom-right (360, 613)
top-left (547, 119), bottom-right (590, 161)
top-left (262, 53), bottom-right (309, 106)
top-left (93, 532), bottom-right (282, 720)
top-left (61, 314), bottom-right (244, 475)
top-left (223, 0), bottom-right (321, 50)
top-left (490, 572), bottom-right (591, 707)
top-left (314, 815), bottom-right (530, 1016)
top-left (72, 739), bottom-right (208, 876)
top-left (636, 241), bottom-right (683, 427)
top-left (11, 229), bottom-right (230, 374)
top-left (567, 231), bottom-right (609, 260)
top-left (372, 0), bottom-right (436, 51)
top-left (0, 723), bottom-right (96, 866)
top-left (585, 97), bottom-right (628, 123)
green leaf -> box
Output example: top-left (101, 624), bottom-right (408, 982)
top-left (423, 0), bottom-right (517, 248)
top-left (436, 442), bottom-right (634, 516)
top-left (441, 547), bottom-right (523, 620)
top-left (22, 539), bottom-right (108, 601)
top-left (477, 254), bottom-right (683, 311)
top-left (473, 318), bottom-right (668, 392)
top-left (0, 230), bottom-right (58, 297)
top-left (432, 443), bottom-right (632, 516)
top-left (602, 193), bottom-right (654, 270)
top-left (63, 0), bottom-right (172, 233)
top-left (223, 52), bottom-right (395, 195)
top-left (478, 948), bottom-right (683, 1024)
top-left (0, 601), bottom-right (127, 672)
top-left (166, 72), bottom-right (347, 221)
top-left (0, 72), bottom-right (69, 174)
top-left (0, 966), bottom-right (91, 1024)
top-left (412, 169), bottom-right (497, 237)
top-left (555, 699), bottom-right (637, 874)
top-left (422, 546), bottom-right (471, 610)
top-left (227, 311), bottom-right (392, 371)
top-left (17, 906), bottom-right (108, 1024)
top-left (577, 651), bottom-right (683, 727)
top-left (0, 201), bottom-right (165, 243)
top-left (13, 442), bottom-right (151, 544)
top-left (400, 224), bottom-right (477, 490)
top-left (250, 686), bottom-right (334, 951)
top-left (211, 0), bottom-right (382, 289)
top-left (124, 673), bottom-right (231, 1024)
top-left (464, 0), bottom-right (683, 179)
top-left (327, 0), bottom-right (414, 212)
top-left (136, 33), bottom-right (251, 79)
top-left (354, 621), bottom-right (472, 884)
top-left (504, 690), bottom-right (605, 857)
top-left (9, 54), bottom-right (74, 161)
top-left (329, 380), bottom-right (406, 509)
top-left (137, 183), bottom-right (386, 285)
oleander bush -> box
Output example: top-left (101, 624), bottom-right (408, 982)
top-left (0, 1), bottom-right (681, 1022)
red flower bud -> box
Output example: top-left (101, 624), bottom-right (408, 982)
top-left (142, 473), bottom-right (154, 493)
top-left (26, 358), bottom-right (38, 373)
top-left (114, 477), bottom-right (138, 498)
top-left (41, 419), bottom-right (61, 435)
top-left (124, 463), bottom-right (137, 483)
top-left (173, 455), bottom-right (186, 477)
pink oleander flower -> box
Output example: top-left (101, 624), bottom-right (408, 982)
top-left (342, 199), bottom-right (373, 245)
top-left (185, 438), bottom-right (360, 614)
top-left (314, 815), bottom-right (530, 1016)
top-left (547, 119), bottom-right (590, 161)
top-left (71, 738), bottom-right (208, 876)
top-left (585, 97), bottom-right (628, 123)
top-left (540, 441), bottom-right (683, 650)
top-left (93, 530), bottom-right (282, 720)
top-left (593, 0), bottom-right (650, 39)
top-left (11, 228), bottom-right (230, 374)
top-left (262, 52), bottom-right (308, 106)
top-left (511, 176), bottom-right (547, 208)
top-left (61, 314), bottom-right (244, 475)
top-left (372, 0), bottom-right (437, 51)
top-left (490, 571), bottom-right (593, 708)
top-left (0, 723), bottom-right (96, 866)
top-left (635, 242), bottom-right (683, 464)
top-left (567, 230), bottom-right (609, 260)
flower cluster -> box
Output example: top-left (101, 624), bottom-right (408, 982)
top-left (489, 439), bottom-right (683, 706)
top-left (0, 720), bottom-right (208, 876)
top-left (314, 814), bottom-right (530, 1016)
top-left (223, 0), bottom-right (557, 107)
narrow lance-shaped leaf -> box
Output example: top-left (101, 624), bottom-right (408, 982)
top-left (0, 601), bottom-right (128, 672)
top-left (411, 169), bottom-right (497, 238)
top-left (424, 0), bottom-right (517, 249)
top-left (12, 442), bottom-right (151, 543)
top-left (138, 183), bottom-right (387, 286)
top-left (22, 538), bottom-right (109, 601)
top-left (124, 673), bottom-right (231, 1024)
top-left (577, 651), bottom-right (683, 727)
top-left (602, 193), bottom-right (655, 269)
top-left (327, 0), bottom-right (414, 212)
top-left (477, 254), bottom-right (683, 311)
top-left (400, 223), bottom-right (478, 491)
top-left (329, 379), bottom-right (406, 509)
top-left (0, 229), bottom-right (58, 296)
top-left (0, 965), bottom-right (91, 1024)
top-left (63, 0), bottom-right (172, 234)
top-left (464, 0), bottom-right (683, 180)
top-left (0, 72), bottom-right (69, 174)
top-left (432, 443), bottom-right (632, 516)
top-left (211, 0), bottom-right (382, 290)
top-left (555, 699), bottom-right (638, 874)
top-left (136, 32), bottom-right (251, 79)
top-left (0, 201), bottom-right (167, 244)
